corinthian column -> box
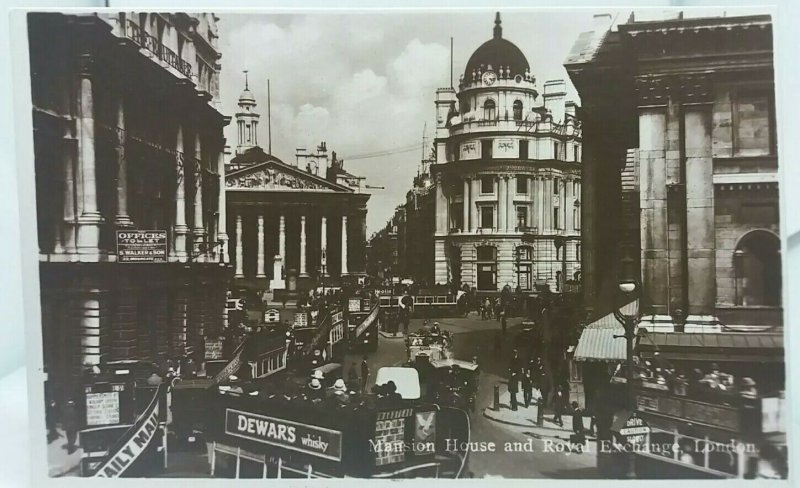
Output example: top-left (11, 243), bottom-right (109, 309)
top-left (235, 212), bottom-right (244, 278)
top-left (173, 124), bottom-right (189, 260)
top-left (462, 178), bottom-right (470, 232)
top-left (192, 133), bottom-right (205, 253)
top-left (217, 151), bottom-right (228, 263)
top-left (114, 97), bottom-right (133, 228)
top-left (321, 215), bottom-right (328, 276)
top-left (498, 176), bottom-right (507, 232)
top-left (300, 214), bottom-right (308, 276)
top-left (76, 53), bottom-right (104, 256)
top-left (256, 213), bottom-right (266, 278)
top-left (341, 214), bottom-right (349, 275)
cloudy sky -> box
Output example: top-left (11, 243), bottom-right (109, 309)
top-left (215, 8), bottom-right (767, 234)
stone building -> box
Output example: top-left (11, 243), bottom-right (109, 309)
top-left (431, 13), bottom-right (582, 294)
top-left (567, 12), bottom-right (781, 333)
top-left (29, 12), bottom-right (230, 402)
top-left (567, 13), bottom-right (784, 463)
top-left (225, 84), bottom-right (370, 293)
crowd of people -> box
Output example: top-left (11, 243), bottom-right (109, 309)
top-left (614, 358), bottom-right (762, 402)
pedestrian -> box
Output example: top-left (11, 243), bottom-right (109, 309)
top-left (522, 370), bottom-right (533, 407)
top-left (46, 399), bottom-right (59, 443)
top-left (62, 399), bottom-right (79, 454)
top-left (360, 355), bottom-right (370, 393)
top-left (553, 386), bottom-right (567, 427)
top-left (509, 349), bottom-right (522, 377)
top-left (500, 310), bottom-right (507, 336)
top-left (571, 401), bottom-right (585, 435)
top-left (508, 371), bottom-right (520, 411)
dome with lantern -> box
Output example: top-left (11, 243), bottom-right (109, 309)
top-left (463, 13), bottom-right (531, 82)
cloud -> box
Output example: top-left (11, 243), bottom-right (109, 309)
top-left (216, 11), bottom-right (613, 232)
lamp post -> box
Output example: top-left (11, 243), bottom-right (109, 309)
top-left (612, 250), bottom-right (640, 480)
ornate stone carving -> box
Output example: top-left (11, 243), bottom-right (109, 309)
top-left (635, 74), bottom-right (712, 106)
top-left (226, 166), bottom-right (328, 190)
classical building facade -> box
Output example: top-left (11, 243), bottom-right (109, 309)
top-left (431, 14), bottom-right (582, 293)
top-left (30, 12), bottom-right (230, 402)
top-left (567, 13), bottom-right (781, 333)
top-left (225, 86), bottom-right (370, 292)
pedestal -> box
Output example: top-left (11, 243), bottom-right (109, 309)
top-left (270, 255), bottom-right (286, 290)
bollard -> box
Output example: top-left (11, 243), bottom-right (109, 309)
top-left (536, 399), bottom-right (544, 426)
top-left (493, 384), bottom-right (500, 411)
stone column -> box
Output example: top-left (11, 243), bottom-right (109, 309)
top-left (79, 287), bottom-right (104, 366)
top-left (173, 124), bottom-right (189, 260)
top-left (435, 175), bottom-right (448, 234)
top-left (537, 176), bottom-right (545, 232)
top-left (279, 213), bottom-right (286, 266)
top-left (498, 176), bottom-right (507, 232)
top-left (470, 178), bottom-right (480, 232)
top-left (192, 133), bottom-right (205, 254)
top-left (256, 213), bottom-right (266, 278)
top-left (62, 136), bottom-right (77, 255)
top-left (508, 175), bottom-right (517, 231)
top-left (462, 178), bottom-right (470, 232)
top-left (341, 214), bottom-right (349, 275)
top-left (685, 106), bottom-right (715, 314)
top-left (639, 108), bottom-right (669, 314)
top-left (565, 178), bottom-right (573, 231)
top-left (300, 213), bottom-right (308, 276)
top-left (320, 215), bottom-right (328, 276)
top-left (217, 151), bottom-right (229, 263)
top-left (76, 54), bottom-right (104, 256)
top-left (235, 212), bottom-right (244, 278)
top-left (114, 97), bottom-right (133, 228)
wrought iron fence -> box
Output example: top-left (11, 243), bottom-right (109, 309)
top-left (125, 19), bottom-right (193, 78)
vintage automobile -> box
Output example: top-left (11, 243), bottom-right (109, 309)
top-left (406, 330), bottom-right (453, 365)
top-left (427, 359), bottom-right (479, 414)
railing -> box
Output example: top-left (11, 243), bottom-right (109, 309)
top-left (125, 19), bottom-right (193, 78)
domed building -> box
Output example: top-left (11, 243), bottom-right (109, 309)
top-left (431, 13), bottom-right (582, 294)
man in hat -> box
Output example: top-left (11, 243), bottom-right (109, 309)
top-left (508, 370), bottom-right (520, 411)
top-left (329, 379), bottom-right (350, 403)
top-left (308, 378), bottom-right (324, 402)
top-left (311, 369), bottom-right (325, 385)
top-left (431, 321), bottom-right (441, 335)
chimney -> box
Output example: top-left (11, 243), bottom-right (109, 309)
top-left (543, 79), bottom-right (567, 124)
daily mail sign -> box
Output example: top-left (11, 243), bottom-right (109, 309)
top-left (225, 408), bottom-right (343, 461)
top-left (116, 230), bottom-right (168, 263)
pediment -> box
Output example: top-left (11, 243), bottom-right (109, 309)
top-left (225, 161), bottom-right (351, 193)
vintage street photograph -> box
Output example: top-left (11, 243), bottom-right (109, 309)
top-left (21, 7), bottom-right (786, 480)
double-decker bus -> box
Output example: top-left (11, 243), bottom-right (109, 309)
top-left (205, 367), bottom-right (471, 479)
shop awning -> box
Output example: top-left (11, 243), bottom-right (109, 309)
top-left (638, 332), bottom-right (784, 362)
top-left (573, 300), bottom-right (638, 362)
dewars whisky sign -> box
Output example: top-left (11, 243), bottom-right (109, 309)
top-left (116, 230), bottom-right (168, 263)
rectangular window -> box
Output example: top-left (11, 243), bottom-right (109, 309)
top-left (481, 140), bottom-right (493, 159)
top-left (734, 90), bottom-right (774, 156)
top-left (553, 141), bottom-right (560, 160)
top-left (519, 140), bottom-right (529, 159)
top-left (480, 206), bottom-right (494, 229)
top-left (553, 207), bottom-right (560, 229)
top-left (516, 176), bottom-right (528, 194)
top-left (481, 176), bottom-right (494, 194)
top-left (553, 178), bottom-right (560, 195)
top-left (451, 203), bottom-right (464, 230)
top-left (516, 206), bottom-right (528, 230)
top-left (576, 243), bottom-right (581, 260)
top-left (573, 208), bottom-right (580, 230)
top-left (574, 145), bottom-right (579, 162)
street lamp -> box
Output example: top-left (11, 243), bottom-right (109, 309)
top-left (612, 250), bottom-right (640, 480)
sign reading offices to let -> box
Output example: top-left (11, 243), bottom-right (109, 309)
top-left (117, 230), bottom-right (168, 263)
top-left (86, 391), bottom-right (120, 426)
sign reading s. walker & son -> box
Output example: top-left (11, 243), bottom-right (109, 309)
top-left (116, 230), bottom-right (168, 263)
top-left (225, 408), bottom-right (343, 461)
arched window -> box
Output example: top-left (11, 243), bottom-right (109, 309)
top-left (476, 246), bottom-right (497, 291)
top-left (483, 99), bottom-right (496, 121)
top-left (734, 230), bottom-right (781, 306)
top-left (513, 100), bottom-right (523, 121)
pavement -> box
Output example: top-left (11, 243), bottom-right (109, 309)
top-left (483, 390), bottom-right (595, 437)
top-left (47, 427), bottom-right (82, 477)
